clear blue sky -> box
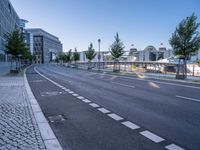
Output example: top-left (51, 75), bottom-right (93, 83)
top-left (10, 0), bottom-right (200, 52)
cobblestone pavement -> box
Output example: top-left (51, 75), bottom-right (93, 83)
top-left (0, 77), bottom-right (46, 150)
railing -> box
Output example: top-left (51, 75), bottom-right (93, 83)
top-left (67, 61), bottom-right (200, 77)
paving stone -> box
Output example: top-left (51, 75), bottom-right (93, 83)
top-left (0, 77), bottom-right (46, 150)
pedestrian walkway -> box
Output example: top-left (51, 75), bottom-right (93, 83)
top-left (0, 77), bottom-right (46, 150)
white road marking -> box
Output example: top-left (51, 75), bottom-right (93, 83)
top-left (89, 103), bottom-right (100, 108)
top-left (64, 89), bottom-right (70, 92)
top-left (77, 96), bottom-right (85, 100)
top-left (111, 81), bottom-right (135, 88)
top-left (104, 73), bottom-right (200, 89)
top-left (122, 121), bottom-right (140, 130)
top-left (98, 108), bottom-right (110, 114)
top-left (176, 95), bottom-right (200, 102)
top-left (82, 99), bottom-right (91, 103)
top-left (140, 130), bottom-right (165, 143)
top-left (68, 91), bottom-right (74, 94)
top-left (72, 93), bottom-right (79, 96)
top-left (165, 144), bottom-right (185, 150)
top-left (107, 113), bottom-right (123, 121)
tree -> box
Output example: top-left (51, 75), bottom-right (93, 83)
top-left (73, 48), bottom-right (80, 68)
top-left (58, 52), bottom-right (67, 64)
top-left (169, 13), bottom-right (200, 79)
top-left (66, 49), bottom-right (72, 62)
top-left (110, 32), bottom-right (125, 72)
top-left (5, 28), bottom-right (29, 71)
top-left (85, 43), bottom-right (96, 69)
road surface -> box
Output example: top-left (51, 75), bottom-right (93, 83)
top-left (26, 64), bottom-right (200, 150)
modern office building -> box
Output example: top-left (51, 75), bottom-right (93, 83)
top-left (0, 0), bottom-right (20, 62)
top-left (26, 28), bottom-right (63, 63)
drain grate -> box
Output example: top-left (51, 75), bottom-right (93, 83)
top-left (48, 115), bottom-right (66, 123)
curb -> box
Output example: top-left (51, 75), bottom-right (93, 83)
top-left (24, 66), bottom-right (63, 150)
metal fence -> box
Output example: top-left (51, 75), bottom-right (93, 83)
top-left (73, 61), bottom-right (200, 77)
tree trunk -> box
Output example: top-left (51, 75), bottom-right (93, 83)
top-left (183, 58), bottom-right (187, 78)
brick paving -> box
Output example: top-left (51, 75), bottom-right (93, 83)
top-left (0, 77), bottom-right (46, 150)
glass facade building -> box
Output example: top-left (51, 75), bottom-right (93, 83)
top-left (0, 0), bottom-right (20, 62)
top-left (26, 29), bottom-right (63, 64)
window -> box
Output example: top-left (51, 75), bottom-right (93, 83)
top-left (8, 3), bottom-right (11, 13)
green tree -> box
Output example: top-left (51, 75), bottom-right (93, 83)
top-left (169, 13), bottom-right (200, 79)
top-left (110, 33), bottom-right (125, 72)
top-left (66, 49), bottom-right (72, 62)
top-left (5, 28), bottom-right (29, 71)
top-left (73, 48), bottom-right (80, 68)
top-left (110, 33), bottom-right (125, 60)
top-left (85, 43), bottom-right (96, 69)
top-left (58, 52), bottom-right (67, 63)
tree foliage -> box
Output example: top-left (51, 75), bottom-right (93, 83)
top-left (73, 48), bottom-right (80, 62)
top-left (169, 13), bottom-right (200, 78)
top-left (58, 52), bottom-right (67, 63)
top-left (110, 33), bottom-right (125, 60)
top-left (169, 13), bottom-right (200, 59)
top-left (5, 28), bottom-right (29, 58)
top-left (66, 49), bottom-right (72, 62)
top-left (85, 43), bottom-right (96, 61)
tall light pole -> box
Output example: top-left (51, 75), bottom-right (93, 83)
top-left (98, 39), bottom-right (101, 71)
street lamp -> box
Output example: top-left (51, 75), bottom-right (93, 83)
top-left (98, 39), bottom-right (101, 71)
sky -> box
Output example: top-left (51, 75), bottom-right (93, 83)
top-left (10, 0), bottom-right (200, 52)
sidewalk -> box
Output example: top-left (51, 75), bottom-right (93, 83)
top-left (0, 77), bottom-right (46, 150)
top-left (0, 69), bottom-right (62, 150)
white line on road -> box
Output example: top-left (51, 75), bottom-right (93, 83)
top-left (110, 81), bottom-right (135, 88)
top-left (122, 121), bottom-right (140, 130)
top-left (165, 144), bottom-right (185, 150)
top-left (140, 130), bottom-right (165, 143)
top-left (105, 73), bottom-right (200, 89)
top-left (77, 96), bottom-right (85, 100)
top-left (107, 113), bottom-right (123, 121)
top-left (64, 89), bottom-right (70, 92)
top-left (68, 91), bottom-right (74, 94)
top-left (98, 108), bottom-right (110, 114)
top-left (176, 95), bottom-right (200, 102)
top-left (72, 93), bottom-right (79, 96)
top-left (89, 103), bottom-right (100, 108)
top-left (82, 99), bottom-right (91, 103)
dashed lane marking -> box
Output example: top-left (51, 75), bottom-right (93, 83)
top-left (89, 103), bottom-right (100, 108)
top-left (77, 96), bottom-right (85, 100)
top-left (82, 99), bottom-right (91, 103)
top-left (140, 130), bottom-right (165, 143)
top-left (98, 108), bottom-right (110, 114)
top-left (122, 121), bottom-right (140, 130)
top-left (176, 95), bottom-right (200, 102)
top-left (165, 144), bottom-right (185, 150)
top-left (72, 93), bottom-right (79, 96)
top-left (110, 81), bottom-right (135, 88)
top-left (108, 113), bottom-right (123, 121)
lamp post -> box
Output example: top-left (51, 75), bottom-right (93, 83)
top-left (98, 39), bottom-right (101, 71)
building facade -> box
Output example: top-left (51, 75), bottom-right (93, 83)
top-left (0, 0), bottom-right (20, 62)
top-left (26, 28), bottom-right (63, 63)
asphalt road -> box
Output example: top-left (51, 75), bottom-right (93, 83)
top-left (27, 64), bottom-right (200, 150)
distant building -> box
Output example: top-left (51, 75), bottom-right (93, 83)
top-left (0, 0), bottom-right (20, 62)
top-left (79, 51), bottom-right (110, 62)
top-left (26, 28), bottom-right (63, 63)
top-left (138, 45), bottom-right (172, 61)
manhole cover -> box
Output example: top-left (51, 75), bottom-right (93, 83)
top-left (40, 91), bottom-right (65, 97)
top-left (48, 115), bottom-right (66, 123)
